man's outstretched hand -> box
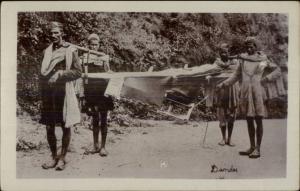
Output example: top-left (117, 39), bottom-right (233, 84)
top-left (48, 70), bottom-right (63, 84)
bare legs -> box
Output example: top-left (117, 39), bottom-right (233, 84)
top-left (218, 124), bottom-right (226, 146)
top-left (226, 117), bottom-right (235, 146)
top-left (249, 116), bottom-right (263, 158)
top-left (92, 112), bottom-right (100, 152)
top-left (218, 120), bottom-right (235, 146)
top-left (42, 123), bottom-right (71, 170)
top-left (255, 116), bottom-right (263, 150)
top-left (246, 117), bottom-right (256, 149)
top-left (42, 125), bottom-right (58, 169)
top-left (218, 108), bottom-right (235, 147)
top-left (46, 125), bottom-right (57, 158)
top-left (239, 116), bottom-right (263, 158)
top-left (92, 111), bottom-right (108, 156)
top-left (99, 112), bottom-right (108, 156)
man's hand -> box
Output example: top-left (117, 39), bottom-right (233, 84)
top-left (216, 82), bottom-right (225, 90)
top-left (80, 98), bottom-right (86, 108)
top-left (261, 76), bottom-right (269, 83)
top-left (48, 70), bottom-right (63, 84)
top-left (82, 73), bottom-right (88, 78)
top-left (206, 75), bottom-right (212, 83)
top-left (99, 55), bottom-right (109, 63)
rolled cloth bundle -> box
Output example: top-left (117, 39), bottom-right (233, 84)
top-left (92, 64), bottom-right (230, 106)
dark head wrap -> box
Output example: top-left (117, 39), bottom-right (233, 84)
top-left (88, 33), bottom-right (100, 42)
top-left (49, 21), bottom-right (63, 31)
top-left (219, 43), bottom-right (229, 52)
top-left (245, 36), bottom-right (258, 47)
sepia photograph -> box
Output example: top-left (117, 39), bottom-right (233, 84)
top-left (1, 1), bottom-right (299, 191)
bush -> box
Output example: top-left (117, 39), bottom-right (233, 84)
top-left (17, 12), bottom-right (288, 119)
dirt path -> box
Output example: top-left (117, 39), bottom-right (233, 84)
top-left (17, 115), bottom-right (286, 179)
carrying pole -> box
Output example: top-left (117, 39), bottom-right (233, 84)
top-left (69, 43), bottom-right (106, 57)
top-left (202, 120), bottom-right (209, 147)
top-left (84, 50), bottom-right (90, 84)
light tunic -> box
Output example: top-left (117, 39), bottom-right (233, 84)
top-left (223, 52), bottom-right (280, 117)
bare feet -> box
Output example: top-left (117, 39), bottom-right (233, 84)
top-left (91, 148), bottom-right (100, 154)
top-left (218, 139), bottom-right (226, 146)
top-left (83, 147), bottom-right (100, 155)
top-left (42, 157), bottom-right (58, 169)
top-left (226, 139), bottom-right (235, 147)
top-left (99, 148), bottom-right (108, 157)
top-left (55, 159), bottom-right (66, 171)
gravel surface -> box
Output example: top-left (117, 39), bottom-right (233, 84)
top-left (17, 113), bottom-right (286, 179)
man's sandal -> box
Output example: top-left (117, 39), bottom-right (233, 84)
top-left (239, 147), bottom-right (255, 156)
top-left (249, 148), bottom-right (260, 159)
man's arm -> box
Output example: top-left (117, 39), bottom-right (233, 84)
top-left (222, 61), bottom-right (241, 87)
top-left (263, 60), bottom-right (281, 82)
top-left (59, 50), bottom-right (82, 81)
top-left (99, 55), bottom-right (111, 72)
top-left (214, 58), bottom-right (228, 69)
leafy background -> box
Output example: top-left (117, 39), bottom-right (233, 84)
top-left (17, 12), bottom-right (288, 120)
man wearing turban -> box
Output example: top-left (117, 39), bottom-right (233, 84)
top-left (81, 33), bottom-right (113, 157)
top-left (213, 43), bottom-right (239, 147)
top-left (217, 37), bottom-right (280, 158)
top-left (40, 22), bottom-right (82, 170)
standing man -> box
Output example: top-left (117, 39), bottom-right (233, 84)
top-left (217, 37), bottom-right (280, 158)
top-left (213, 43), bottom-right (239, 146)
top-left (40, 22), bottom-right (82, 170)
top-left (82, 33), bottom-right (113, 156)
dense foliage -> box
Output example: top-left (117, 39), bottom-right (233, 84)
top-left (17, 12), bottom-right (288, 118)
